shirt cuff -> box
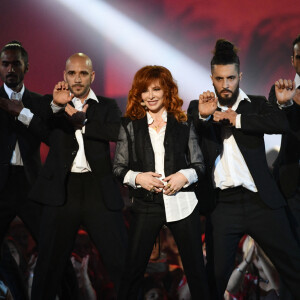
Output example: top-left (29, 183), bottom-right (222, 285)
top-left (235, 114), bottom-right (241, 128)
top-left (277, 99), bottom-right (293, 109)
top-left (123, 170), bottom-right (141, 188)
top-left (199, 112), bottom-right (211, 121)
top-left (178, 168), bottom-right (198, 187)
top-left (51, 100), bottom-right (66, 113)
top-left (18, 107), bottom-right (33, 126)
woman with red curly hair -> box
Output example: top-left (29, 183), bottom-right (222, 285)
top-left (113, 65), bottom-right (209, 299)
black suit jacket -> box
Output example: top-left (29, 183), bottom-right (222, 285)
top-left (29, 95), bottom-right (123, 210)
top-left (268, 84), bottom-right (300, 198)
top-left (113, 114), bottom-right (205, 201)
top-left (0, 85), bottom-right (51, 191)
top-left (188, 95), bottom-right (289, 210)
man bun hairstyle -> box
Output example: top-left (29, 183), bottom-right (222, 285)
top-left (211, 39), bottom-right (240, 72)
top-left (0, 40), bottom-right (28, 67)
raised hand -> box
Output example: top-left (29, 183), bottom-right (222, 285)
top-left (0, 97), bottom-right (24, 116)
top-left (198, 90), bottom-right (218, 118)
top-left (275, 79), bottom-right (296, 105)
top-left (163, 172), bottom-right (188, 195)
top-left (53, 81), bottom-right (74, 106)
top-left (135, 172), bottom-right (164, 192)
top-left (65, 103), bottom-right (88, 129)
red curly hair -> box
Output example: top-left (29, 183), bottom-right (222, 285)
top-left (125, 65), bottom-right (187, 122)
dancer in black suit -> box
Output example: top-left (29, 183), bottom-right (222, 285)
top-left (268, 34), bottom-right (300, 240)
top-left (0, 41), bottom-right (51, 299)
top-left (30, 53), bottom-right (128, 300)
top-left (188, 39), bottom-right (300, 300)
top-left (113, 65), bottom-right (209, 299)
top-left (267, 35), bottom-right (300, 300)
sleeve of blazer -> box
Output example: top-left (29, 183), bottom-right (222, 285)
top-left (26, 94), bottom-right (54, 145)
top-left (187, 121), bottom-right (205, 181)
top-left (268, 85), bottom-right (300, 140)
top-left (240, 96), bottom-right (289, 134)
top-left (113, 120), bottom-right (130, 182)
top-left (84, 98), bottom-right (121, 142)
top-left (268, 84), bottom-right (277, 107)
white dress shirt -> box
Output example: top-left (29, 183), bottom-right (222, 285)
top-left (51, 88), bottom-right (98, 173)
top-left (4, 84), bottom-right (33, 166)
top-left (200, 88), bottom-right (257, 192)
top-left (123, 110), bottom-right (198, 222)
top-left (295, 73), bottom-right (300, 89)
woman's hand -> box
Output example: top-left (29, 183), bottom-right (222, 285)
top-left (163, 172), bottom-right (188, 195)
top-left (136, 172), bottom-right (164, 192)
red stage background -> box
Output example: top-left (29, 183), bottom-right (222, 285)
top-left (1, 0), bottom-right (300, 154)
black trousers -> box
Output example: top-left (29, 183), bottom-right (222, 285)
top-left (31, 172), bottom-right (128, 300)
top-left (0, 166), bottom-right (41, 244)
top-left (117, 194), bottom-right (209, 300)
top-left (279, 189), bottom-right (300, 300)
top-left (0, 166), bottom-right (41, 300)
top-left (207, 186), bottom-right (300, 300)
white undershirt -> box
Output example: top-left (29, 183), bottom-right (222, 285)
top-left (51, 88), bottom-right (98, 173)
top-left (200, 88), bottom-right (257, 192)
top-left (4, 84), bottom-right (30, 166)
top-left (124, 110), bottom-right (198, 222)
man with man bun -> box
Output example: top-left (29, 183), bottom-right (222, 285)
top-left (188, 39), bottom-right (300, 299)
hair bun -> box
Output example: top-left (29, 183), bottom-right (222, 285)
top-left (214, 39), bottom-right (238, 55)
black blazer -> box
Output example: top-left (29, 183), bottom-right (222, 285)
top-left (29, 95), bottom-right (123, 210)
top-left (0, 85), bottom-right (51, 191)
top-left (268, 85), bottom-right (300, 198)
top-left (188, 95), bottom-right (289, 210)
top-left (113, 114), bottom-right (205, 201)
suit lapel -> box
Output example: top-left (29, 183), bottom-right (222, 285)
top-left (22, 88), bottom-right (31, 107)
top-left (0, 85), bottom-right (8, 98)
top-left (134, 116), bottom-right (155, 171)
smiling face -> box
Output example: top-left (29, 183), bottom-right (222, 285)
top-left (211, 63), bottom-right (242, 107)
top-left (141, 80), bottom-right (165, 114)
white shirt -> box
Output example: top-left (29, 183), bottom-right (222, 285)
top-left (4, 84), bottom-right (33, 166)
top-left (200, 88), bottom-right (257, 192)
top-left (123, 110), bottom-right (198, 222)
top-left (295, 73), bottom-right (300, 88)
top-left (51, 89), bottom-right (98, 173)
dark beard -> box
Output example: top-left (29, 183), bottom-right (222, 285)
top-left (215, 84), bottom-right (239, 107)
top-left (5, 74), bottom-right (23, 89)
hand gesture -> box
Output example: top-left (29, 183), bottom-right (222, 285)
top-left (198, 90), bottom-right (218, 118)
top-left (65, 103), bottom-right (88, 129)
top-left (163, 172), bottom-right (188, 195)
top-left (213, 108), bottom-right (237, 126)
top-left (275, 79), bottom-right (296, 105)
top-left (135, 172), bottom-right (164, 192)
top-left (0, 97), bottom-right (24, 116)
top-left (53, 81), bottom-right (74, 106)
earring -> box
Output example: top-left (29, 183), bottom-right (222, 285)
top-left (140, 100), bottom-right (146, 107)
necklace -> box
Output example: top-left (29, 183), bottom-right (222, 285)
top-left (152, 119), bottom-right (165, 131)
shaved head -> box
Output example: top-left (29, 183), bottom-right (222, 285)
top-left (66, 53), bottom-right (93, 71)
top-left (64, 53), bottom-right (95, 100)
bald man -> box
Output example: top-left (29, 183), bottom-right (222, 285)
top-left (30, 53), bottom-right (128, 300)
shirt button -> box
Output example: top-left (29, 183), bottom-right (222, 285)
top-left (72, 151), bottom-right (77, 155)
